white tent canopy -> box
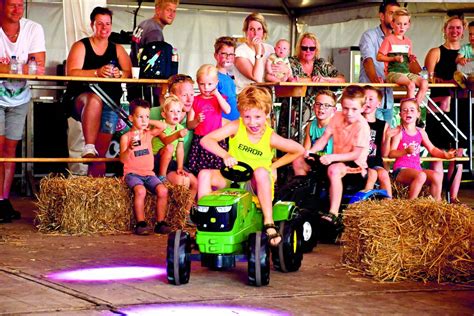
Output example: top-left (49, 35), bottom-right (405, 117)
top-left (26, 1), bottom-right (474, 79)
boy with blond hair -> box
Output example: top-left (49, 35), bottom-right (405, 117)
top-left (305, 85), bottom-right (370, 224)
top-left (152, 95), bottom-right (197, 211)
top-left (198, 86), bottom-right (304, 247)
top-left (362, 86), bottom-right (392, 197)
top-left (377, 8), bottom-right (428, 105)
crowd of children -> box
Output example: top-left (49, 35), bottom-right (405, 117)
top-left (118, 8), bottom-right (469, 237)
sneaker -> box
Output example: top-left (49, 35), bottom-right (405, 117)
top-left (154, 221), bottom-right (172, 234)
top-left (453, 71), bottom-right (467, 89)
top-left (134, 221), bottom-right (151, 235)
top-left (0, 200), bottom-right (12, 223)
top-left (81, 144), bottom-right (98, 158)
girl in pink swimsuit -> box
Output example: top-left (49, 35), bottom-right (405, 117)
top-left (389, 99), bottom-right (455, 200)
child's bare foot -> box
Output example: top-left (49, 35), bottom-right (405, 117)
top-left (263, 223), bottom-right (282, 247)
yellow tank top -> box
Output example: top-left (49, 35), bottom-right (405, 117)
top-left (228, 118), bottom-right (274, 172)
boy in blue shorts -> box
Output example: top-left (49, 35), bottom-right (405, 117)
top-left (120, 99), bottom-right (171, 235)
top-left (198, 86), bottom-right (304, 247)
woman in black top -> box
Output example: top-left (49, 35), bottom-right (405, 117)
top-left (424, 15), bottom-right (467, 202)
top-left (66, 6), bottom-right (131, 177)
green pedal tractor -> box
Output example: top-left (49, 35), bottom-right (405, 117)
top-left (166, 162), bottom-right (304, 286)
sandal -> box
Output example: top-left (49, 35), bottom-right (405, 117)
top-left (263, 223), bottom-right (282, 247)
top-left (320, 212), bottom-right (342, 226)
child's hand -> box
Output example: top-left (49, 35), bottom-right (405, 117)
top-left (223, 155), bottom-right (237, 168)
top-left (198, 112), bottom-right (205, 123)
top-left (458, 57), bottom-right (468, 66)
top-left (271, 62), bottom-right (287, 75)
top-left (404, 145), bottom-right (415, 155)
top-left (394, 55), bottom-right (404, 63)
top-left (179, 129), bottom-right (188, 138)
top-left (176, 168), bottom-right (185, 176)
top-left (212, 88), bottom-right (220, 97)
top-left (319, 154), bottom-right (334, 165)
top-left (445, 149), bottom-right (457, 159)
top-left (408, 54), bottom-right (417, 63)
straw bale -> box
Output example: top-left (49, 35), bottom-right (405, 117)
top-left (341, 198), bottom-right (474, 283)
top-left (36, 175), bottom-right (191, 235)
top-left (391, 181), bottom-right (430, 199)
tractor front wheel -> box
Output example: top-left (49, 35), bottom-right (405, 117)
top-left (248, 231), bottom-right (270, 286)
top-left (166, 230), bottom-right (191, 285)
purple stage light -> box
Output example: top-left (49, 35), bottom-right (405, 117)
top-left (120, 304), bottom-right (290, 316)
top-left (47, 266), bottom-right (166, 282)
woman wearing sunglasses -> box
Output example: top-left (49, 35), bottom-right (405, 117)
top-left (277, 33), bottom-right (344, 139)
top-left (290, 32), bottom-right (345, 85)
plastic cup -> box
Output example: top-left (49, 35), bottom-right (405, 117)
top-left (132, 67), bottom-right (140, 79)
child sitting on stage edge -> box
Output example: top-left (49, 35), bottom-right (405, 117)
top-left (389, 98), bottom-right (455, 200)
top-left (292, 89), bottom-right (336, 176)
top-left (305, 85), bottom-right (370, 225)
top-left (152, 95), bottom-right (197, 213)
top-left (362, 85), bottom-right (393, 197)
top-left (120, 99), bottom-right (171, 235)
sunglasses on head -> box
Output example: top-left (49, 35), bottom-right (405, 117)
top-left (301, 46), bottom-right (316, 52)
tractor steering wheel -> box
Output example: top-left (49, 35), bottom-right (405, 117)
top-left (305, 153), bottom-right (324, 169)
top-left (220, 161), bottom-right (253, 184)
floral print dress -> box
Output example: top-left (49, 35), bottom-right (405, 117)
top-left (277, 57), bottom-right (341, 140)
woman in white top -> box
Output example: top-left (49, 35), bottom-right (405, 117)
top-left (234, 12), bottom-right (275, 94)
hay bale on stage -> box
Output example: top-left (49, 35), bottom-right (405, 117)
top-left (341, 198), bottom-right (474, 283)
top-left (391, 181), bottom-right (430, 199)
top-left (36, 174), bottom-right (191, 235)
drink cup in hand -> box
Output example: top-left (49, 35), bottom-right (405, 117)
top-left (132, 131), bottom-right (141, 147)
